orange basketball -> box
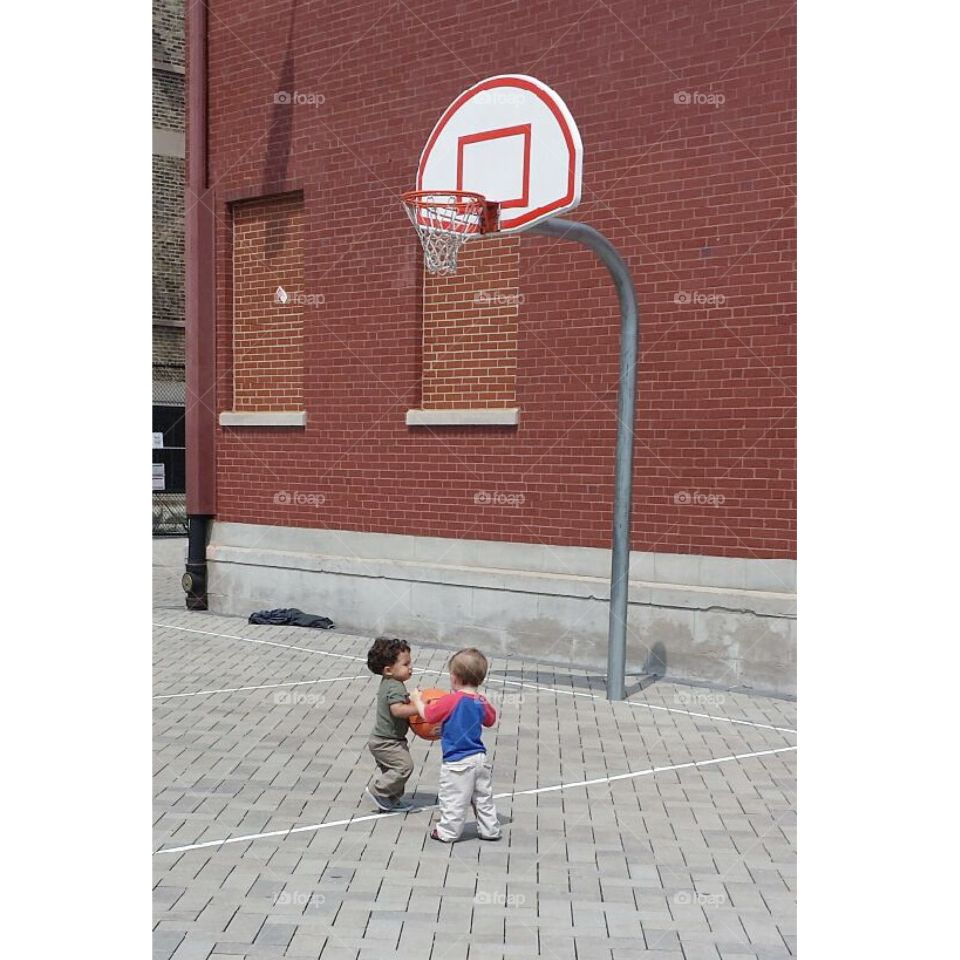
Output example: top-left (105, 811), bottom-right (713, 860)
top-left (409, 688), bottom-right (447, 741)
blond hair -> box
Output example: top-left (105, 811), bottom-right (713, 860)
top-left (448, 647), bottom-right (488, 687)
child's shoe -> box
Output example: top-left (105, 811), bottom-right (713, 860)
top-left (365, 787), bottom-right (411, 812)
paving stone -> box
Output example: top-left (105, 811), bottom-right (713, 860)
top-left (678, 944), bottom-right (722, 960)
top-left (253, 922), bottom-right (296, 948)
top-left (284, 931), bottom-right (328, 958)
top-left (573, 941), bottom-right (615, 960)
top-left (153, 929), bottom-right (186, 960)
top-left (170, 937), bottom-right (217, 960)
top-left (610, 950), bottom-right (683, 960)
top-left (152, 603), bottom-right (795, 960)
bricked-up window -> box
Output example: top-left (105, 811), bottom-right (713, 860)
top-left (421, 236), bottom-right (520, 409)
top-left (231, 193), bottom-right (304, 412)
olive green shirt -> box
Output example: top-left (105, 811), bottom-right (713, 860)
top-left (372, 676), bottom-right (410, 739)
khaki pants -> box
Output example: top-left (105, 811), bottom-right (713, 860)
top-left (367, 736), bottom-right (413, 799)
top-left (435, 752), bottom-right (500, 841)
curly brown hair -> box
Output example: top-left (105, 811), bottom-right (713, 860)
top-left (366, 636), bottom-right (411, 675)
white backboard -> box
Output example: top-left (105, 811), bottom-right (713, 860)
top-left (416, 75), bottom-right (583, 234)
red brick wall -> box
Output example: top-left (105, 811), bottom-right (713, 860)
top-left (422, 237), bottom-right (520, 409)
top-left (230, 194), bottom-right (304, 411)
top-left (206, 0), bottom-right (796, 559)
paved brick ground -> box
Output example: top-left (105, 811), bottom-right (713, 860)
top-left (153, 588), bottom-right (796, 960)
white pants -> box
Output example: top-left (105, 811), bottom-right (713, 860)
top-left (435, 752), bottom-right (500, 841)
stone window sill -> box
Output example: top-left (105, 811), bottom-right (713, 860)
top-left (219, 411), bottom-right (306, 427)
top-left (406, 408), bottom-right (519, 427)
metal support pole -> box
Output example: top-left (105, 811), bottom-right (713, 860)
top-left (527, 219), bottom-right (639, 700)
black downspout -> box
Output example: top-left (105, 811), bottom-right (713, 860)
top-left (183, 0), bottom-right (216, 609)
top-left (184, 518), bottom-right (209, 610)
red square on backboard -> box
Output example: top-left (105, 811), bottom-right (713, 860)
top-left (456, 124), bottom-right (531, 209)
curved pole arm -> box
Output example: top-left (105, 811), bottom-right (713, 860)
top-left (526, 218), bottom-right (639, 700)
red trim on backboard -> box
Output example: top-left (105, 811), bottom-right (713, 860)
top-left (456, 124), bottom-right (531, 209)
top-left (417, 76), bottom-right (580, 232)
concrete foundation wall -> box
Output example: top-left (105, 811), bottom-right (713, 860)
top-left (206, 522), bottom-right (796, 696)
top-left (153, 536), bottom-right (187, 608)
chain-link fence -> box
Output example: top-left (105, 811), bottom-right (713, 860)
top-left (153, 372), bottom-right (188, 537)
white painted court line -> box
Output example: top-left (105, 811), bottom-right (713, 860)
top-left (153, 621), bottom-right (796, 735)
top-left (155, 745), bottom-right (797, 855)
top-left (625, 698), bottom-right (797, 735)
top-left (489, 677), bottom-right (797, 735)
top-left (151, 622), bottom-right (366, 662)
top-left (153, 674), bottom-right (371, 700)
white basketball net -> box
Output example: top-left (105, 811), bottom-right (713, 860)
top-left (402, 192), bottom-right (487, 276)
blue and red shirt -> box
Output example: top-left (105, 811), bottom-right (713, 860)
top-left (422, 691), bottom-right (497, 762)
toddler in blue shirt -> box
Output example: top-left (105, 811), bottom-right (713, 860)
top-left (411, 648), bottom-right (501, 842)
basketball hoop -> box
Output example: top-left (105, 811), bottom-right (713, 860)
top-left (401, 190), bottom-right (498, 276)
